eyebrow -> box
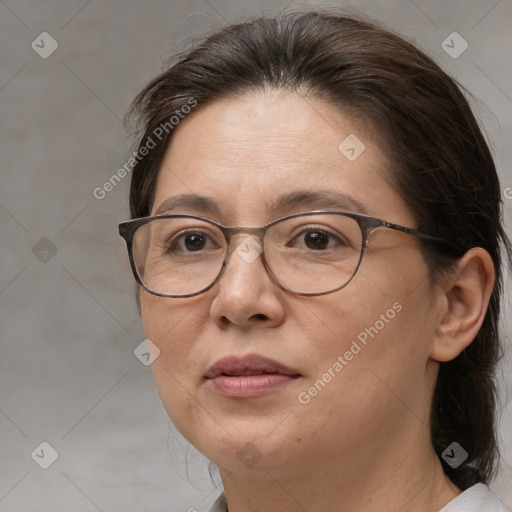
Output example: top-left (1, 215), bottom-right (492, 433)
top-left (154, 189), bottom-right (369, 217)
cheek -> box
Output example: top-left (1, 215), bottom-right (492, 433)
top-left (140, 292), bottom-right (209, 353)
top-left (292, 297), bottom-right (433, 451)
top-left (296, 263), bottom-right (434, 407)
top-left (140, 294), bottom-right (211, 424)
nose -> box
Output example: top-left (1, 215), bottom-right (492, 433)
top-left (209, 235), bottom-right (286, 329)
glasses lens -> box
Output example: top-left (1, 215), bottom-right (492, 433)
top-left (132, 217), bottom-right (226, 296)
top-left (264, 213), bottom-right (363, 294)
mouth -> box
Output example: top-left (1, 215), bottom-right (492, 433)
top-left (205, 354), bottom-right (302, 398)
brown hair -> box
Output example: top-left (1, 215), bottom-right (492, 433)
top-left (125, 9), bottom-right (511, 489)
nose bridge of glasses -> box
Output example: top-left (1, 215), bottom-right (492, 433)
top-left (213, 230), bottom-right (267, 292)
top-left (223, 225), bottom-right (265, 251)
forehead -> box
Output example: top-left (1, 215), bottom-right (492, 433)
top-left (152, 90), bottom-right (407, 223)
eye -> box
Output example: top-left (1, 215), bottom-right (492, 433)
top-left (167, 230), bottom-right (217, 253)
top-left (289, 227), bottom-right (347, 251)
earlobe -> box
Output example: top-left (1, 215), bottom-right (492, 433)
top-left (430, 248), bottom-right (495, 362)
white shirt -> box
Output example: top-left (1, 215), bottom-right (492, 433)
top-left (439, 483), bottom-right (504, 511)
top-left (205, 483), bottom-right (504, 511)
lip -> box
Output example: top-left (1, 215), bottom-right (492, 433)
top-left (205, 354), bottom-right (301, 398)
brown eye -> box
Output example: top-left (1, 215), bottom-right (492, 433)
top-left (183, 233), bottom-right (207, 251)
top-left (303, 230), bottom-right (330, 250)
top-left (289, 228), bottom-right (348, 251)
top-left (166, 230), bottom-right (217, 253)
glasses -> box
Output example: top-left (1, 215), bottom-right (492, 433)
top-left (118, 210), bottom-right (445, 298)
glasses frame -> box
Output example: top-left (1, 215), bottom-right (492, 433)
top-left (118, 210), bottom-right (446, 298)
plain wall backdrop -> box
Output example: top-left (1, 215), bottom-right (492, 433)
top-left (1, 1), bottom-right (511, 511)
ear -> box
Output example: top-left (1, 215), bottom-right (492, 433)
top-left (430, 248), bottom-right (495, 362)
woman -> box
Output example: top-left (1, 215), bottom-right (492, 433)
top-left (118, 9), bottom-right (510, 511)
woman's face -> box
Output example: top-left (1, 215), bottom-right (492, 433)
top-left (140, 90), bottom-right (441, 475)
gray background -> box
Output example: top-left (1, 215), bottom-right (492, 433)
top-left (0, 1), bottom-right (511, 511)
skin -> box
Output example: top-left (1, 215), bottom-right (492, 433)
top-left (139, 90), bottom-right (495, 512)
